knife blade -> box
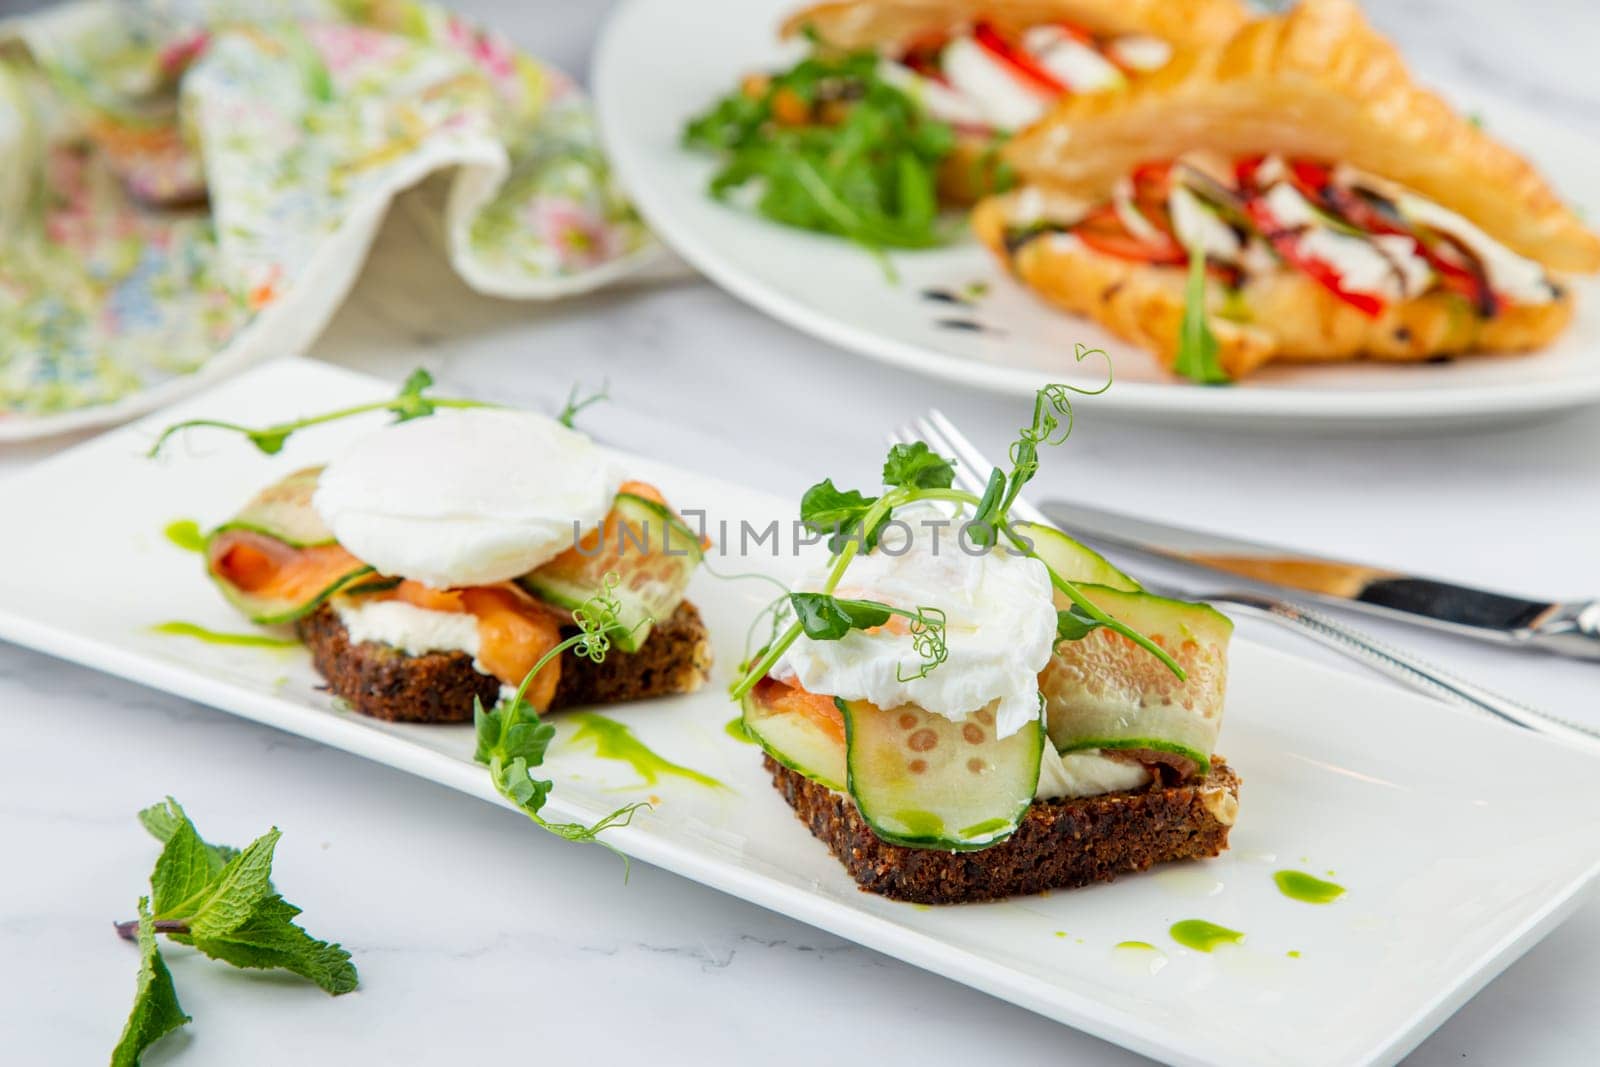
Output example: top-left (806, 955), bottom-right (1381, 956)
top-left (1038, 498), bottom-right (1600, 660)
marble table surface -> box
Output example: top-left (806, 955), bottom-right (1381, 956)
top-left (6, 1), bottom-right (1600, 1063)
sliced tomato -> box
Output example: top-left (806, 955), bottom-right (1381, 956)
top-left (1244, 197), bottom-right (1385, 317)
top-left (972, 22), bottom-right (1067, 96)
top-left (1074, 203), bottom-right (1186, 265)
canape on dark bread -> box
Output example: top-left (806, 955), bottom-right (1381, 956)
top-left (298, 602), bottom-right (712, 724)
top-left (769, 756), bottom-right (1237, 904)
top-left (205, 463), bottom-right (709, 723)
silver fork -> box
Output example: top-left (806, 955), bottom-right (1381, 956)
top-left (890, 411), bottom-right (1600, 751)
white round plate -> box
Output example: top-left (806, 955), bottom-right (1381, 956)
top-left (594, 0), bottom-right (1600, 429)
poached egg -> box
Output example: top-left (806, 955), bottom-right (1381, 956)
top-left (771, 506), bottom-right (1058, 739)
top-left (313, 407), bottom-right (622, 589)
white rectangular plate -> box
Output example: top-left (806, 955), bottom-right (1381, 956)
top-left (3, 360), bottom-right (1597, 1067)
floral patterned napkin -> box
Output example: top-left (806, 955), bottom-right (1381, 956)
top-left (0, 0), bottom-right (655, 434)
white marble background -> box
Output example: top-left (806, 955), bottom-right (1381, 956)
top-left (6, 1), bottom-right (1600, 1064)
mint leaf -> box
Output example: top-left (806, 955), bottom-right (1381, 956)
top-left (1173, 245), bottom-right (1230, 385)
top-left (111, 898), bottom-right (190, 1067)
top-left (182, 829), bottom-right (281, 938)
top-left (149, 817), bottom-right (218, 919)
top-left (189, 894), bottom-right (357, 996)
top-left (881, 441), bottom-right (955, 490)
top-left (140, 797), bottom-right (238, 877)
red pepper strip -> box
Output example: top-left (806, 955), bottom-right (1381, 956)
top-left (1244, 197), bottom-right (1386, 317)
top-left (1323, 185), bottom-right (1499, 315)
top-left (1054, 21), bottom-right (1096, 47)
top-left (1074, 203), bottom-right (1187, 265)
top-left (972, 22), bottom-right (1068, 95)
top-left (1235, 154), bottom-right (1266, 190)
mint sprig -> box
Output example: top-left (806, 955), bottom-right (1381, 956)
top-left (111, 799), bottom-right (356, 1065)
top-left (110, 899), bottom-right (190, 1067)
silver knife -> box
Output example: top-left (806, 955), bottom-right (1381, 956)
top-left (1039, 499), bottom-right (1600, 660)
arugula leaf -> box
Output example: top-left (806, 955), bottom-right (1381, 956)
top-left (1173, 245), bottom-right (1231, 385)
top-left (882, 441), bottom-right (955, 490)
top-left (111, 899), bottom-right (190, 1067)
top-left (799, 478), bottom-right (887, 552)
top-left (683, 50), bottom-right (957, 254)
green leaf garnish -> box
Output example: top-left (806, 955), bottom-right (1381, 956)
top-left (882, 441), bottom-right (956, 490)
top-left (683, 50), bottom-right (957, 258)
top-left (474, 573), bottom-right (649, 859)
top-left (146, 367), bottom-right (497, 457)
top-left (1173, 245), bottom-right (1231, 385)
top-left (110, 898), bottom-right (190, 1067)
top-left (557, 379), bottom-right (610, 429)
top-left (788, 593), bottom-right (949, 682)
top-left (1055, 606), bottom-right (1107, 642)
top-left (112, 799), bottom-right (356, 1064)
top-left (799, 478), bottom-right (886, 553)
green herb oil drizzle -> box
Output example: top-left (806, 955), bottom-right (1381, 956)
top-left (1273, 870), bottom-right (1346, 904)
top-left (1169, 920), bottom-right (1245, 953)
top-left (163, 520), bottom-right (206, 553)
top-left (724, 716), bottom-right (757, 744)
top-left (571, 714), bottom-right (725, 789)
top-left (151, 621), bottom-right (298, 649)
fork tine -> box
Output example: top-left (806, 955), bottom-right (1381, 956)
top-left (912, 415), bottom-right (990, 498)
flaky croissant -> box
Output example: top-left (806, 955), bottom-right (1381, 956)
top-left (1001, 0), bottom-right (1599, 272)
top-left (974, 192), bottom-right (1577, 378)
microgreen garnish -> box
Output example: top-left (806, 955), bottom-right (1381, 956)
top-left (731, 364), bottom-right (1186, 702)
top-left (557, 378), bottom-right (610, 429)
top-left (474, 573), bottom-right (649, 859)
top-left (146, 369), bottom-right (496, 457)
top-left (882, 440), bottom-right (956, 490)
top-left (682, 51), bottom-right (956, 258)
top-left (788, 592), bottom-right (949, 682)
top-left (1173, 245), bottom-right (1231, 385)
top-left (112, 799), bottom-right (356, 1065)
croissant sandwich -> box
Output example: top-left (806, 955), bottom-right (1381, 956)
top-left (780, 0), bottom-right (1248, 201)
top-left (973, 0), bottom-right (1600, 378)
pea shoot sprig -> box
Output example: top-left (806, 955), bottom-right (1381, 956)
top-left (730, 365), bottom-right (1183, 702)
top-left (148, 369), bottom-right (615, 459)
top-left (473, 573), bottom-right (648, 858)
top-left (146, 369), bottom-right (495, 458)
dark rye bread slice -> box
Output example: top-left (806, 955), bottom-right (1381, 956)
top-left (296, 600), bottom-right (713, 723)
top-left (767, 755), bottom-right (1239, 904)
